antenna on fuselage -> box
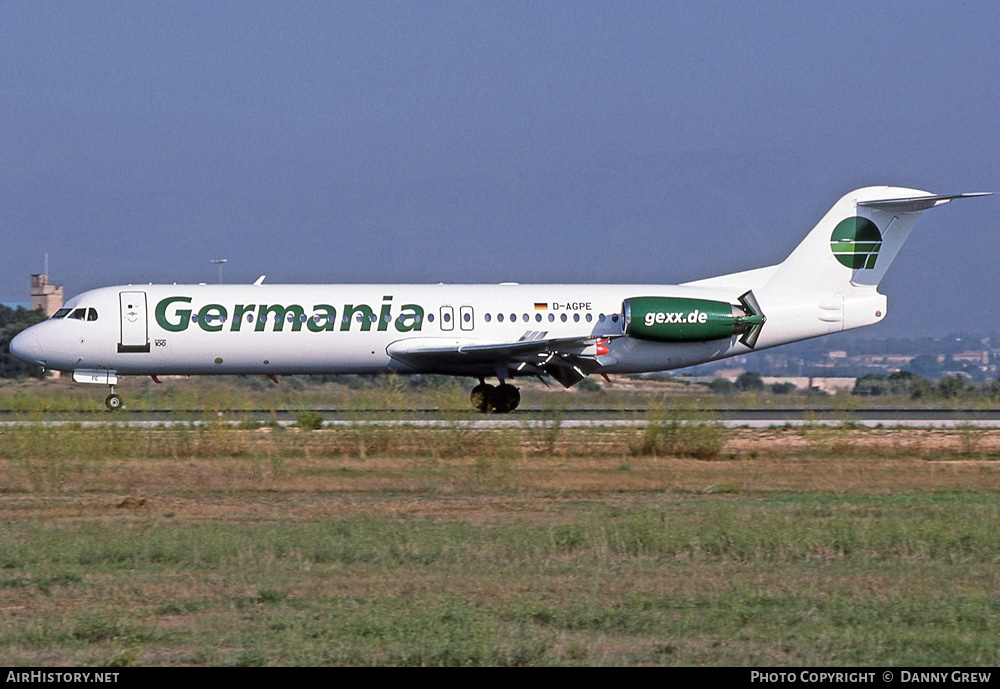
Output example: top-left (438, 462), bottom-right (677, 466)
top-left (210, 258), bottom-right (228, 284)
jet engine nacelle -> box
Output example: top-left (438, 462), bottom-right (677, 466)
top-left (622, 292), bottom-right (766, 348)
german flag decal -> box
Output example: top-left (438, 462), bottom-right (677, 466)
top-left (534, 303), bottom-right (548, 310)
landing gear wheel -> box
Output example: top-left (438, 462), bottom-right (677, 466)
top-left (490, 383), bottom-right (520, 414)
top-left (105, 393), bottom-right (123, 411)
top-left (470, 383), bottom-right (495, 413)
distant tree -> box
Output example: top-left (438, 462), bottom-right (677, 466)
top-left (908, 355), bottom-right (943, 378)
top-left (770, 382), bottom-right (797, 395)
top-left (853, 373), bottom-right (888, 396)
top-left (0, 305), bottom-right (47, 379)
top-left (575, 377), bottom-right (603, 393)
top-left (854, 370), bottom-right (934, 398)
top-left (887, 370), bottom-right (918, 385)
top-left (708, 378), bottom-right (736, 394)
top-left (910, 376), bottom-right (935, 400)
top-left (937, 374), bottom-right (971, 399)
top-left (887, 370), bottom-right (935, 399)
top-left (735, 371), bottom-right (764, 392)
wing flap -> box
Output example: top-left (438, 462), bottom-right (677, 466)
top-left (387, 335), bottom-right (616, 387)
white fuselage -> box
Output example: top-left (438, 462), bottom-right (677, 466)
top-left (11, 281), bottom-right (839, 379)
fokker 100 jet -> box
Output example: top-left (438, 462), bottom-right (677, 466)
top-left (10, 186), bottom-right (989, 412)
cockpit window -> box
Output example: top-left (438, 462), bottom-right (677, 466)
top-left (65, 307), bottom-right (98, 321)
top-left (51, 308), bottom-right (71, 319)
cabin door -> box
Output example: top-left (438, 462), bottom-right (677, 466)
top-left (118, 291), bottom-right (150, 353)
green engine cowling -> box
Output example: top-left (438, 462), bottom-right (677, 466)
top-left (622, 292), bottom-right (765, 347)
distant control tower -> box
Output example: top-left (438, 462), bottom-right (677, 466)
top-left (30, 274), bottom-right (63, 316)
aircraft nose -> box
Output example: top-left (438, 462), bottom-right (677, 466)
top-left (9, 328), bottom-right (43, 365)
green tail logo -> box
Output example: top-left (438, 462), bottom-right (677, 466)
top-left (830, 217), bottom-right (882, 269)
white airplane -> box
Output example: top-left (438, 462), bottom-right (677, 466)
top-left (11, 186), bottom-right (989, 412)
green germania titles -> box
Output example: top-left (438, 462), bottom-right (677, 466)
top-left (155, 296), bottom-right (425, 333)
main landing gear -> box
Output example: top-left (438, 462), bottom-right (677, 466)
top-left (470, 378), bottom-right (520, 414)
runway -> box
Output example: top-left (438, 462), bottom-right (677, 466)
top-left (4, 407), bottom-right (1000, 429)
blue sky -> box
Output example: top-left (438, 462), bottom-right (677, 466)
top-left (3, 1), bottom-right (997, 337)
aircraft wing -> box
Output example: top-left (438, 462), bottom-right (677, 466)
top-left (386, 334), bottom-right (617, 387)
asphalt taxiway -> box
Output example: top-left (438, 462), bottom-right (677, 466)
top-left (3, 407), bottom-right (1000, 429)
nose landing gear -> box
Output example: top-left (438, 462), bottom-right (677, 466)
top-left (105, 385), bottom-right (123, 411)
top-left (470, 377), bottom-right (520, 414)
top-left (71, 370), bottom-right (123, 411)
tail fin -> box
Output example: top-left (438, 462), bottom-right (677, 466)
top-left (763, 187), bottom-right (989, 297)
top-left (684, 186), bottom-right (989, 344)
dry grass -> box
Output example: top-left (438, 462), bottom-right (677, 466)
top-left (4, 425), bottom-right (1000, 498)
top-left (1, 424), bottom-right (999, 666)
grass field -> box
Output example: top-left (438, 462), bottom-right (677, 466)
top-left (6, 372), bottom-right (994, 414)
top-left (1, 400), bottom-right (999, 666)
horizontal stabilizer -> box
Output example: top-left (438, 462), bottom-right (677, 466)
top-left (858, 192), bottom-right (991, 213)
